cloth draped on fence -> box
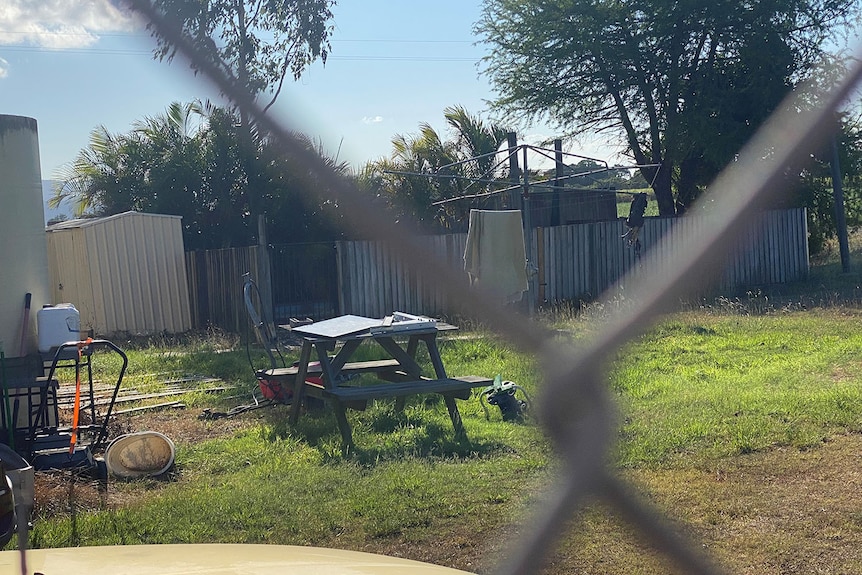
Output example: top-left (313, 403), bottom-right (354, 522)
top-left (463, 209), bottom-right (529, 304)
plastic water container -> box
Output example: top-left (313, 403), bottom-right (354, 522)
top-left (37, 303), bottom-right (81, 353)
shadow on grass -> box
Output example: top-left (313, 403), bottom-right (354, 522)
top-left (259, 399), bottom-right (510, 465)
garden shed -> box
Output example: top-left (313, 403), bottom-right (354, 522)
top-left (45, 211), bottom-right (192, 336)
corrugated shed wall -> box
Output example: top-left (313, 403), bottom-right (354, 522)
top-left (46, 212), bottom-right (192, 335)
top-left (46, 225), bottom-right (95, 332)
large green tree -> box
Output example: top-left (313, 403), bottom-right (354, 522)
top-left (476, 0), bottom-right (858, 216)
top-left (794, 112), bottom-right (862, 253)
top-left (146, 0), bottom-right (337, 226)
top-left (148, 0), bottom-right (335, 111)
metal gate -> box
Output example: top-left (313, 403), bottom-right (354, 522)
top-left (268, 242), bottom-right (339, 323)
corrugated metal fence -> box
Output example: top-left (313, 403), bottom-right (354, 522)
top-left (337, 234), bottom-right (468, 319)
top-left (339, 208), bottom-right (808, 317)
top-left (187, 208), bottom-right (808, 331)
top-left (186, 245), bottom-right (262, 333)
top-left (537, 207), bottom-right (809, 304)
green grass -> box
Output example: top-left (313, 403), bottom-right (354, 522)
top-left (31, 435), bottom-right (546, 547)
top-left (617, 189), bottom-right (659, 218)
top-left (23, 252), bottom-right (862, 572)
top-left (612, 311), bottom-right (862, 467)
top-left (29, 331), bottom-right (552, 551)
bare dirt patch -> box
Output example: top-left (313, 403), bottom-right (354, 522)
top-left (32, 403), bottom-right (266, 521)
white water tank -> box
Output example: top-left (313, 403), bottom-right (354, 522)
top-left (0, 115), bottom-right (50, 358)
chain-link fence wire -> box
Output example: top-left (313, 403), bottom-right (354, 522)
top-left (125, 2), bottom-right (862, 573)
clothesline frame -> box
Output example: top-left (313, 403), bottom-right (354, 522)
top-left (386, 141), bottom-right (661, 315)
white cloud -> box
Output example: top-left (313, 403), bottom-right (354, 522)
top-left (362, 115), bottom-right (384, 125)
top-left (0, 0), bottom-right (140, 49)
top-left (0, 57), bottom-right (8, 78)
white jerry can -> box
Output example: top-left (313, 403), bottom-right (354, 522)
top-left (36, 303), bottom-right (81, 353)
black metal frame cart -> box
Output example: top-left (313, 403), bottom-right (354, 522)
top-left (27, 340), bottom-right (128, 470)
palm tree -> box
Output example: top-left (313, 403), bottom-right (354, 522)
top-left (51, 101), bottom-right (208, 218)
top-left (53, 101), bottom-right (378, 248)
top-left (134, 100), bottom-right (204, 143)
top-left (50, 126), bottom-right (141, 216)
top-left (443, 105), bottom-right (510, 180)
top-left (358, 107), bottom-right (512, 232)
top-left (388, 123), bottom-right (466, 231)
top-left (133, 100), bottom-right (208, 217)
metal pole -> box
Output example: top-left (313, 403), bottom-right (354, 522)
top-left (522, 146), bottom-right (535, 316)
top-left (553, 140), bottom-right (563, 227)
top-left (507, 132), bottom-right (521, 211)
top-left (257, 214), bottom-right (275, 324)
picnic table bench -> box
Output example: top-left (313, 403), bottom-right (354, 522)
top-left (262, 315), bottom-right (492, 453)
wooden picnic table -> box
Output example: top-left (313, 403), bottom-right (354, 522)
top-left (280, 315), bottom-right (491, 453)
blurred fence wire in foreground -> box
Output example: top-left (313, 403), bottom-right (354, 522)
top-left (125, 2), bottom-right (862, 573)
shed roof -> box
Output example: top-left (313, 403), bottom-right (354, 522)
top-left (46, 211), bottom-right (182, 232)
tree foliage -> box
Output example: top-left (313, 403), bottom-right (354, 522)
top-left (476, 0), bottom-right (859, 216)
top-left (51, 102), bottom-right (348, 250)
top-left (357, 107), bottom-right (512, 233)
top-left (794, 113), bottom-right (862, 253)
top-left (149, 0), bottom-right (335, 111)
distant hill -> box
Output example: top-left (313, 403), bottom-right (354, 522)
top-left (42, 180), bottom-right (75, 225)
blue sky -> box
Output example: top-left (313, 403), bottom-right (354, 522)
top-left (1, 0), bottom-right (619, 186)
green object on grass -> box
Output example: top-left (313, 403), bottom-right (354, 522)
top-left (479, 374), bottom-right (531, 421)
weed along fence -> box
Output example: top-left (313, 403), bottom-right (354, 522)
top-left (185, 207), bottom-right (808, 332)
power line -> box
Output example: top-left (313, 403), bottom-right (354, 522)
top-left (0, 30), bottom-right (474, 45)
top-left (0, 43), bottom-right (479, 62)
top-left (334, 39), bottom-right (473, 44)
top-left (0, 45), bottom-right (150, 56)
top-left (329, 55), bottom-right (478, 62)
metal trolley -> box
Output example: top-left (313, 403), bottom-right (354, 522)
top-left (24, 339), bottom-right (128, 471)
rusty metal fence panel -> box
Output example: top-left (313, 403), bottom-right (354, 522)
top-left (185, 245), bottom-right (260, 333)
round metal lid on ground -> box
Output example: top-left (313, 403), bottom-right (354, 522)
top-left (104, 431), bottom-right (175, 478)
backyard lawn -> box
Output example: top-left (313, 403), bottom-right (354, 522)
top-left (18, 242), bottom-right (862, 574)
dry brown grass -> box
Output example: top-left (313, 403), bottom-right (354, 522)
top-left (313, 434), bottom-right (862, 575)
top-left (521, 433), bottom-right (862, 575)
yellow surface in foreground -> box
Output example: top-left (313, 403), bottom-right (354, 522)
top-left (0, 544), bottom-right (474, 575)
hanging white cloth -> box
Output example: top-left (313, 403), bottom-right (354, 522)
top-left (463, 209), bottom-right (528, 304)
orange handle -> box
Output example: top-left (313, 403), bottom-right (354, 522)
top-left (69, 338), bottom-right (92, 454)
